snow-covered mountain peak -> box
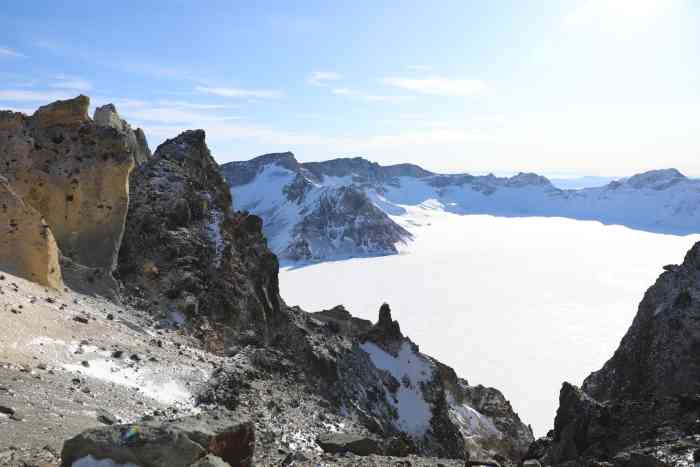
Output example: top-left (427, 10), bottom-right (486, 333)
top-left (622, 168), bottom-right (687, 190)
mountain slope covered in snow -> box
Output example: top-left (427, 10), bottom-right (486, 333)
top-left (223, 153), bottom-right (700, 262)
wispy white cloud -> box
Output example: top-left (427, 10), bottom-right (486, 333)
top-left (382, 76), bottom-right (490, 97)
top-left (0, 89), bottom-right (73, 102)
top-left (195, 85), bottom-right (284, 99)
top-left (307, 71), bottom-right (341, 86)
top-left (89, 97), bottom-right (239, 125)
top-left (0, 47), bottom-right (26, 58)
top-left (331, 88), bottom-right (415, 103)
top-left (50, 74), bottom-right (93, 92)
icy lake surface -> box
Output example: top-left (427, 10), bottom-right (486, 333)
top-left (280, 209), bottom-right (700, 435)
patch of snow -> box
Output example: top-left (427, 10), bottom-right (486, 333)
top-left (448, 393), bottom-right (502, 439)
top-left (63, 359), bottom-right (194, 407)
top-left (29, 336), bottom-right (66, 347)
top-left (71, 456), bottom-right (138, 467)
top-left (360, 341), bottom-right (434, 435)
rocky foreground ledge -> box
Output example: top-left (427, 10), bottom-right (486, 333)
top-left (0, 96), bottom-right (532, 467)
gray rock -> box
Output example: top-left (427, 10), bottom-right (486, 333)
top-left (61, 420), bottom-right (255, 467)
top-left (96, 409), bottom-right (117, 425)
top-left (60, 424), bottom-right (208, 467)
top-left (189, 454), bottom-right (232, 467)
top-left (316, 432), bottom-right (383, 456)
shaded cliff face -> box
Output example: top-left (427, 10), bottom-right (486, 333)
top-left (0, 175), bottom-right (62, 288)
top-left (117, 130), bottom-right (281, 349)
top-left (531, 241), bottom-right (700, 467)
top-left (0, 97), bottom-right (137, 273)
top-left (583, 242), bottom-right (700, 401)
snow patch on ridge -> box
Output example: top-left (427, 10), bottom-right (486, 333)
top-left (360, 341), bottom-right (433, 435)
top-left (448, 393), bottom-right (502, 440)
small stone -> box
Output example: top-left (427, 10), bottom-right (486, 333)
top-left (81, 361), bottom-right (90, 368)
top-left (96, 409), bottom-right (117, 425)
top-left (73, 316), bottom-right (89, 324)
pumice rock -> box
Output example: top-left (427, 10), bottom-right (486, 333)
top-left (0, 95), bottom-right (149, 295)
top-left (0, 176), bottom-right (63, 288)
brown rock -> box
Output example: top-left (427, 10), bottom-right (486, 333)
top-left (0, 176), bottom-right (62, 288)
top-left (206, 422), bottom-right (255, 467)
top-left (0, 111), bottom-right (26, 130)
top-left (32, 95), bottom-right (90, 128)
top-left (0, 95), bottom-right (138, 293)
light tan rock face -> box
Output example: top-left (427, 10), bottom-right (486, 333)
top-left (94, 104), bottom-right (152, 166)
top-left (32, 95), bottom-right (90, 129)
top-left (0, 176), bottom-right (63, 288)
top-left (0, 96), bottom-right (140, 286)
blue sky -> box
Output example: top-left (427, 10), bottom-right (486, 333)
top-left (1, 0), bottom-right (699, 176)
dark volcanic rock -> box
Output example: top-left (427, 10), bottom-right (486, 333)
top-left (317, 432), bottom-right (383, 456)
top-left (532, 241), bottom-right (700, 466)
top-left (117, 129), bottom-right (281, 349)
top-left (583, 242), bottom-right (700, 401)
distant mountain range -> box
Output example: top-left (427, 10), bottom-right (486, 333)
top-left (222, 153), bottom-right (700, 262)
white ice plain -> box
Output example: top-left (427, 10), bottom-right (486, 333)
top-left (279, 207), bottom-right (700, 436)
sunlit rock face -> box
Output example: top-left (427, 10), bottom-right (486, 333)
top-left (0, 95), bottom-right (151, 295)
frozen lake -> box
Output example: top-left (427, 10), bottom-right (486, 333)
top-left (279, 208), bottom-right (700, 436)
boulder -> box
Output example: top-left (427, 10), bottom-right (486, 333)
top-left (60, 425), bottom-right (207, 467)
top-left (60, 420), bottom-right (254, 467)
top-left (0, 176), bottom-right (62, 288)
top-left (316, 432), bottom-right (383, 456)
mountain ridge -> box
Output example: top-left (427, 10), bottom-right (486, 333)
top-left (224, 152), bottom-right (700, 263)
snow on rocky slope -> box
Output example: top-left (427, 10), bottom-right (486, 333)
top-left (221, 153), bottom-right (411, 262)
top-left (223, 154), bottom-right (700, 262)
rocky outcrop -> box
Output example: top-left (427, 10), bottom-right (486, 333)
top-left (530, 241), bottom-right (700, 466)
top-left (0, 176), bottom-right (62, 288)
top-left (0, 95), bottom-right (149, 295)
top-left (316, 432), bottom-right (384, 456)
top-left (94, 103), bottom-right (152, 166)
top-left (117, 130), bottom-right (281, 349)
top-left (201, 302), bottom-right (532, 463)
